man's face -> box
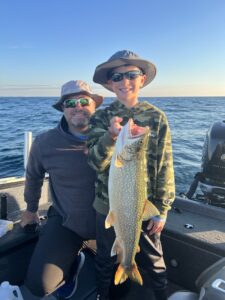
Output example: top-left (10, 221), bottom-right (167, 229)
top-left (62, 94), bottom-right (96, 130)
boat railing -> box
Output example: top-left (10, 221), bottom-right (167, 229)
top-left (0, 131), bottom-right (50, 186)
top-left (24, 131), bottom-right (32, 173)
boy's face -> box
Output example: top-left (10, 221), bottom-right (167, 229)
top-left (107, 65), bottom-right (146, 107)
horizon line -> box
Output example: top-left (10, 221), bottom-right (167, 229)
top-left (0, 95), bottom-right (225, 98)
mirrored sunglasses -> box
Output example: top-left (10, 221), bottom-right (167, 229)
top-left (63, 98), bottom-right (93, 108)
top-left (109, 70), bottom-right (143, 82)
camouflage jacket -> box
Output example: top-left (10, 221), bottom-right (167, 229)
top-left (87, 100), bottom-right (175, 218)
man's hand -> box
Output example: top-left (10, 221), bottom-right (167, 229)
top-left (147, 218), bottom-right (166, 235)
top-left (108, 117), bottom-right (123, 139)
top-left (20, 210), bottom-right (40, 228)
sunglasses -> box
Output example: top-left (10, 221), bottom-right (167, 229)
top-left (109, 70), bottom-right (143, 82)
top-left (63, 98), bottom-right (93, 108)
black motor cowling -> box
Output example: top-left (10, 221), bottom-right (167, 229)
top-left (199, 120), bottom-right (225, 206)
top-left (202, 120), bottom-right (225, 182)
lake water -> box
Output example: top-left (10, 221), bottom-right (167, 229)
top-left (0, 96), bottom-right (224, 194)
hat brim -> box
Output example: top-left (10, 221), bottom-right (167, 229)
top-left (52, 91), bottom-right (103, 112)
top-left (93, 58), bottom-right (157, 92)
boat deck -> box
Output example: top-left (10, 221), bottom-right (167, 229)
top-left (20, 248), bottom-right (181, 300)
top-left (0, 217), bottom-right (181, 300)
top-left (2, 178), bottom-right (225, 300)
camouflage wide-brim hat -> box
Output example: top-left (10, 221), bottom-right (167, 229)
top-left (93, 50), bottom-right (157, 92)
top-left (53, 80), bottom-right (103, 112)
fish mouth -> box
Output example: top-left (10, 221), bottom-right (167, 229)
top-left (128, 119), bottom-right (149, 138)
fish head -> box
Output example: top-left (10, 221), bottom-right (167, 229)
top-left (116, 119), bottom-right (150, 161)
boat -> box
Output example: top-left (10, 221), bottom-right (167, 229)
top-left (1, 121), bottom-right (225, 299)
top-left (1, 178), bottom-right (225, 299)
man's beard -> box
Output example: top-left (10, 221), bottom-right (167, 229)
top-left (71, 110), bottom-right (91, 129)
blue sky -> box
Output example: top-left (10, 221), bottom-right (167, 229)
top-left (0, 0), bottom-right (225, 97)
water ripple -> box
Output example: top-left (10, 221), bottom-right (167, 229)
top-left (0, 96), bottom-right (225, 194)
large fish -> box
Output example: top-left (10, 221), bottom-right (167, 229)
top-left (105, 119), bottom-right (160, 286)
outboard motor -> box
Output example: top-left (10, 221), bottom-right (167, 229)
top-left (199, 120), bottom-right (225, 207)
top-left (183, 121), bottom-right (225, 208)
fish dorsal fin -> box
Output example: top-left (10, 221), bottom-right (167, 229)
top-left (115, 155), bottom-right (124, 168)
top-left (142, 200), bottom-right (160, 221)
top-left (105, 211), bottom-right (115, 229)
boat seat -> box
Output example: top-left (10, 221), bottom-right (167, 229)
top-left (168, 258), bottom-right (225, 300)
top-left (168, 291), bottom-right (198, 300)
top-left (0, 217), bottom-right (47, 285)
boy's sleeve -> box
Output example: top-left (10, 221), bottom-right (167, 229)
top-left (87, 110), bottom-right (116, 172)
top-left (154, 114), bottom-right (175, 218)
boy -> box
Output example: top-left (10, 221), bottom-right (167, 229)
top-left (87, 50), bottom-right (175, 300)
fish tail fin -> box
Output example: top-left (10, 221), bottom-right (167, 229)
top-left (114, 263), bottom-right (143, 286)
top-left (128, 263), bottom-right (143, 285)
top-left (114, 264), bottom-right (128, 285)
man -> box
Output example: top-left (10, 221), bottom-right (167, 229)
top-left (87, 50), bottom-right (175, 300)
top-left (20, 80), bottom-right (103, 299)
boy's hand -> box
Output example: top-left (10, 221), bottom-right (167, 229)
top-left (147, 218), bottom-right (166, 235)
top-left (108, 117), bottom-right (123, 139)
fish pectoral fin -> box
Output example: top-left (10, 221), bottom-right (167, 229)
top-left (105, 211), bottom-right (115, 229)
top-left (111, 238), bottom-right (123, 257)
top-left (136, 245), bottom-right (140, 253)
top-left (142, 200), bottom-right (160, 221)
top-left (115, 155), bottom-right (124, 168)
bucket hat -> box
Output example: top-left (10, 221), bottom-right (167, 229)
top-left (93, 50), bottom-right (157, 91)
top-left (53, 80), bottom-right (103, 112)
